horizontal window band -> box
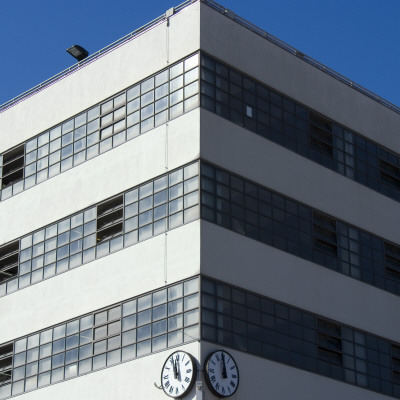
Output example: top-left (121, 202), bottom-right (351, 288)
top-left (0, 160), bottom-right (200, 297)
top-left (201, 276), bottom-right (400, 399)
top-left (0, 52), bottom-right (200, 203)
top-left (0, 276), bottom-right (200, 399)
top-left (200, 52), bottom-right (400, 203)
top-left (201, 161), bottom-right (400, 297)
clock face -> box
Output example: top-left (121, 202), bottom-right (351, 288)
top-left (204, 350), bottom-right (239, 398)
top-left (161, 351), bottom-right (197, 398)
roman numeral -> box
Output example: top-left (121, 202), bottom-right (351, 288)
top-left (210, 375), bottom-right (216, 383)
top-left (209, 368), bottom-right (214, 373)
top-left (185, 360), bottom-right (190, 366)
top-left (230, 381), bottom-right (236, 388)
top-left (169, 386), bottom-right (174, 393)
top-left (165, 381), bottom-right (170, 388)
top-left (163, 375), bottom-right (169, 380)
top-left (186, 369), bottom-right (192, 373)
top-left (185, 377), bottom-right (190, 383)
top-left (230, 366), bottom-right (236, 370)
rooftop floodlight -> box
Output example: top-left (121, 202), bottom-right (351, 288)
top-left (66, 45), bottom-right (89, 61)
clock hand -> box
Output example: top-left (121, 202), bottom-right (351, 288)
top-left (172, 357), bottom-right (178, 379)
top-left (221, 352), bottom-right (227, 379)
top-left (176, 357), bottom-right (181, 381)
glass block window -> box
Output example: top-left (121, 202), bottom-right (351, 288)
top-left (201, 162), bottom-right (400, 296)
top-left (202, 277), bottom-right (398, 398)
top-left (0, 161), bottom-right (200, 297)
top-left (0, 53), bottom-right (199, 202)
top-left (0, 277), bottom-right (199, 399)
top-left (200, 53), bottom-right (400, 202)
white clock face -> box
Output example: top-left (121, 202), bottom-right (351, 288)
top-left (161, 351), bottom-right (196, 398)
top-left (204, 350), bottom-right (239, 397)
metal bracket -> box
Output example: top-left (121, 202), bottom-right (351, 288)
top-left (196, 380), bottom-right (203, 400)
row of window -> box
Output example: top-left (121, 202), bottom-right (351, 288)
top-left (202, 277), bottom-right (400, 398)
top-left (1, 276), bottom-right (399, 399)
top-left (2, 52), bottom-right (400, 209)
top-left (201, 162), bottom-right (400, 296)
top-left (0, 161), bottom-right (200, 296)
top-left (200, 53), bottom-right (400, 202)
top-left (0, 52), bottom-right (200, 202)
top-left (0, 277), bottom-right (200, 399)
top-left (1, 159), bottom-right (400, 300)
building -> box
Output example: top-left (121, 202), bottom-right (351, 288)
top-left (1, 0), bottom-right (400, 399)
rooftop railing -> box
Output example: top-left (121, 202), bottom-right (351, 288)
top-left (1, 0), bottom-right (399, 115)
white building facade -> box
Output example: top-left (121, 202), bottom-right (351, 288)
top-left (1, 1), bottom-right (400, 399)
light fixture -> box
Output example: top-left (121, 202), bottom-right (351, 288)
top-left (66, 45), bottom-right (89, 61)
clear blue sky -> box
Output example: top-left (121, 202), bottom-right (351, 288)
top-left (1, 0), bottom-right (399, 107)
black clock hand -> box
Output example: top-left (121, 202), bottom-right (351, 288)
top-left (221, 352), bottom-right (227, 379)
top-left (172, 357), bottom-right (178, 379)
top-left (176, 357), bottom-right (181, 381)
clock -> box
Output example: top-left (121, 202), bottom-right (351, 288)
top-left (161, 350), bottom-right (197, 398)
top-left (204, 350), bottom-right (239, 397)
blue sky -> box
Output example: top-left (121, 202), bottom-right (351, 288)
top-left (1, 0), bottom-right (400, 107)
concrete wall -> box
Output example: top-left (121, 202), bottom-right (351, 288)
top-left (201, 342), bottom-right (395, 400)
top-left (0, 220), bottom-right (200, 344)
top-left (200, 109), bottom-right (400, 245)
top-left (16, 342), bottom-right (200, 400)
top-left (0, 109), bottom-right (200, 246)
top-left (200, 3), bottom-right (400, 154)
top-left (0, 2), bottom-right (201, 153)
top-left (201, 221), bottom-right (400, 343)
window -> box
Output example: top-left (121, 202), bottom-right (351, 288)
top-left (0, 241), bottom-right (19, 284)
top-left (0, 53), bottom-right (200, 203)
top-left (0, 343), bottom-right (13, 388)
top-left (385, 241), bottom-right (400, 277)
top-left (317, 318), bottom-right (342, 365)
top-left (1, 145), bottom-right (24, 189)
top-left (309, 112), bottom-right (333, 155)
top-left (392, 344), bottom-right (400, 384)
top-left (1, 277), bottom-right (199, 397)
top-left (313, 211), bottom-right (337, 255)
top-left (96, 195), bottom-right (124, 243)
top-left (380, 158), bottom-right (400, 189)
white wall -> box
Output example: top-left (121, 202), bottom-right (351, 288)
top-left (0, 2), bottom-right (200, 153)
top-left (0, 221), bottom-right (200, 344)
top-left (16, 342), bottom-right (200, 400)
top-left (0, 109), bottom-right (200, 246)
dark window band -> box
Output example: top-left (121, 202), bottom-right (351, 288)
top-left (200, 53), bottom-right (400, 203)
top-left (202, 277), bottom-right (400, 398)
top-left (201, 162), bottom-right (400, 296)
